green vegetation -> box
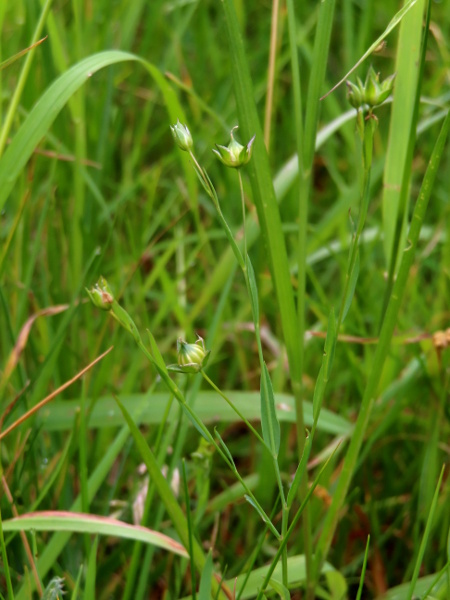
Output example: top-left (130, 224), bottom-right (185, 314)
top-left (1, 0), bottom-right (449, 598)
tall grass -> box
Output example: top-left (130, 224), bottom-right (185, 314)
top-left (1, 0), bottom-right (449, 598)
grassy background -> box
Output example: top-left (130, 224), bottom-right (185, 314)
top-left (0, 0), bottom-right (449, 598)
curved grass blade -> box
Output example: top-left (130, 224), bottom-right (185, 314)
top-left (321, 0), bottom-right (418, 100)
top-left (0, 37), bottom-right (47, 72)
top-left (260, 363), bottom-right (280, 458)
top-left (2, 511), bottom-right (188, 557)
top-left (39, 392), bottom-right (353, 437)
top-left (0, 50), bottom-right (194, 215)
top-left (406, 465), bottom-right (446, 600)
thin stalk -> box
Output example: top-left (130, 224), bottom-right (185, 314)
top-left (264, 0), bottom-right (280, 151)
top-left (182, 460), bottom-right (197, 600)
top-left (238, 169), bottom-right (247, 258)
top-left (337, 114), bottom-right (374, 330)
top-left (281, 504), bottom-right (289, 588)
top-left (200, 370), bottom-right (268, 450)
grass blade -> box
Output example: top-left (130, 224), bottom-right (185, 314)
top-left (3, 511), bottom-right (189, 557)
top-left (260, 363), bottom-right (281, 458)
top-left (381, 0), bottom-right (426, 264)
top-left (406, 465), bottom-right (446, 600)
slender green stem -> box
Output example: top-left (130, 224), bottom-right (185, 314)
top-left (200, 370), bottom-right (268, 450)
top-left (264, 0), bottom-right (280, 150)
top-left (238, 169), bottom-right (247, 258)
top-left (281, 504), bottom-right (289, 588)
top-left (337, 118), bottom-right (374, 330)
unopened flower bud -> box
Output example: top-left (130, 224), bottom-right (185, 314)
top-left (347, 67), bottom-right (395, 110)
top-left (346, 79), bottom-right (364, 109)
top-left (168, 335), bottom-right (210, 374)
top-left (177, 337), bottom-right (206, 367)
top-left (86, 276), bottom-right (114, 311)
top-left (170, 120), bottom-right (193, 151)
top-left (213, 126), bottom-right (255, 168)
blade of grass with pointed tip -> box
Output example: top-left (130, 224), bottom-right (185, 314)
top-left (381, 0), bottom-right (426, 265)
top-left (321, 0), bottom-right (418, 100)
top-left (84, 535), bottom-right (99, 600)
top-left (5, 511), bottom-right (189, 558)
top-left (39, 392), bottom-right (353, 437)
top-left (406, 465), bottom-right (446, 600)
top-left (199, 551), bottom-right (214, 600)
top-left (312, 309), bottom-right (337, 425)
top-left (356, 536), bottom-right (370, 600)
top-left (341, 250), bottom-right (360, 324)
top-left (286, 433), bottom-right (312, 509)
top-left (380, 0), bottom-right (431, 323)
top-left (0, 37), bottom-right (47, 72)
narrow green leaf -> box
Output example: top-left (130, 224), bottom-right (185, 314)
top-left (324, 309), bottom-right (337, 379)
top-left (342, 250), bottom-right (360, 323)
top-left (407, 465), bottom-right (446, 600)
top-left (382, 0), bottom-right (426, 264)
top-left (324, 569), bottom-right (348, 600)
top-left (40, 392), bottom-right (353, 437)
top-left (147, 329), bottom-right (167, 371)
top-left (356, 536), bottom-right (370, 600)
top-left (71, 566), bottom-right (83, 600)
top-left (245, 254), bottom-right (259, 325)
top-left (182, 460), bottom-right (197, 600)
top-left (313, 309), bottom-right (337, 423)
top-left (199, 551), bottom-right (214, 600)
top-left (85, 535), bottom-right (99, 600)
top-left (244, 495), bottom-right (271, 527)
top-left (214, 427), bottom-right (236, 470)
top-left (260, 363), bottom-right (281, 457)
top-left (287, 433), bottom-right (312, 509)
top-left (312, 365), bottom-right (326, 423)
top-left (0, 37), bottom-right (47, 72)
top-left (268, 578), bottom-right (290, 600)
top-left (321, 0), bottom-right (418, 99)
